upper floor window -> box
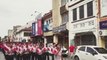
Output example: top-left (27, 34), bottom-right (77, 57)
top-left (61, 0), bottom-right (69, 6)
top-left (62, 13), bottom-right (68, 24)
top-left (79, 5), bottom-right (84, 19)
top-left (24, 32), bottom-right (31, 36)
top-left (87, 1), bottom-right (93, 17)
top-left (73, 8), bottom-right (77, 21)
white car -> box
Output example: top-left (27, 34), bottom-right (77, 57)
top-left (73, 45), bottom-right (107, 60)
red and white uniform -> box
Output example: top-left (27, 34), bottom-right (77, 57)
top-left (23, 44), bottom-right (28, 54)
top-left (47, 47), bottom-right (53, 54)
top-left (42, 46), bottom-right (47, 53)
top-left (52, 47), bottom-right (58, 55)
top-left (15, 45), bottom-right (20, 54)
top-left (3, 44), bottom-right (13, 55)
top-left (11, 44), bottom-right (17, 53)
top-left (28, 43), bottom-right (33, 52)
top-left (36, 47), bottom-right (42, 55)
top-left (19, 45), bottom-right (24, 54)
top-left (31, 44), bottom-right (36, 53)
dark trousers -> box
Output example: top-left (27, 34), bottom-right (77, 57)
top-left (19, 54), bottom-right (23, 60)
top-left (45, 52), bottom-right (50, 60)
top-left (16, 54), bottom-right (19, 60)
top-left (32, 52), bottom-right (38, 60)
top-left (37, 55), bottom-right (42, 60)
top-left (42, 52), bottom-right (48, 60)
top-left (23, 54), bottom-right (27, 60)
top-left (50, 54), bottom-right (54, 60)
top-left (5, 55), bottom-right (14, 60)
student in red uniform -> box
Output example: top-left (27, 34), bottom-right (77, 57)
top-left (11, 42), bottom-right (17, 60)
top-left (23, 43), bottom-right (28, 60)
top-left (4, 42), bottom-right (14, 60)
top-left (42, 44), bottom-right (48, 60)
top-left (15, 43), bottom-right (20, 60)
top-left (36, 42), bottom-right (43, 60)
top-left (31, 43), bottom-right (36, 60)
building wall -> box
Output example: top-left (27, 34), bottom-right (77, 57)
top-left (68, 0), bottom-right (99, 46)
top-left (16, 31), bottom-right (31, 42)
top-left (52, 0), bottom-right (61, 27)
top-left (98, 0), bottom-right (107, 48)
top-left (100, 0), bottom-right (107, 17)
top-left (52, 0), bottom-right (69, 45)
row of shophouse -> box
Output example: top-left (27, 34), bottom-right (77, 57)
top-left (7, 0), bottom-right (107, 49)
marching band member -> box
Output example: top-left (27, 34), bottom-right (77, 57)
top-left (42, 45), bottom-right (48, 60)
top-left (15, 43), bottom-right (20, 60)
top-left (19, 43), bottom-right (23, 60)
top-left (11, 43), bottom-right (17, 60)
top-left (3, 42), bottom-right (14, 60)
top-left (31, 43), bottom-right (37, 60)
top-left (23, 43), bottom-right (28, 60)
top-left (28, 42), bottom-right (33, 60)
top-left (36, 43), bottom-right (43, 60)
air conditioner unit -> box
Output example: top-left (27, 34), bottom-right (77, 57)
top-left (99, 30), bottom-right (107, 36)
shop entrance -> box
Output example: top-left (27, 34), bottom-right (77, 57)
top-left (102, 36), bottom-right (107, 48)
top-left (58, 31), bottom-right (69, 49)
top-left (74, 32), bottom-right (96, 46)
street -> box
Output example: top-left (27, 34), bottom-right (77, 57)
top-left (0, 51), bottom-right (6, 60)
top-left (0, 51), bottom-right (72, 60)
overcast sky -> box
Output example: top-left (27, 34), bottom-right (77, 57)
top-left (0, 0), bottom-right (52, 38)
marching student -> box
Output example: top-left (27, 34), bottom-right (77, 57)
top-left (23, 43), bottom-right (28, 60)
top-left (42, 44), bottom-right (48, 60)
top-left (15, 43), bottom-right (20, 60)
top-left (36, 42), bottom-right (43, 60)
top-left (28, 42), bottom-right (33, 60)
top-left (3, 42), bottom-right (14, 60)
top-left (11, 42), bottom-right (17, 60)
top-left (19, 43), bottom-right (23, 60)
top-left (32, 43), bottom-right (37, 60)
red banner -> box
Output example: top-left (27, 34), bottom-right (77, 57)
top-left (37, 19), bottom-right (43, 35)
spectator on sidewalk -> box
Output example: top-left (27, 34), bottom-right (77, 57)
top-left (69, 44), bottom-right (75, 59)
top-left (61, 45), bottom-right (68, 60)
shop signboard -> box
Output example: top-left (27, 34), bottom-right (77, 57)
top-left (100, 20), bottom-right (107, 29)
top-left (37, 19), bottom-right (43, 35)
top-left (32, 23), bottom-right (36, 36)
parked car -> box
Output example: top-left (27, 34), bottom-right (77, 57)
top-left (73, 45), bottom-right (107, 60)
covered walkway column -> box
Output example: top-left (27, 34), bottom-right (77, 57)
top-left (69, 32), bottom-right (75, 46)
top-left (44, 37), bottom-right (47, 47)
top-left (93, 30), bottom-right (104, 47)
top-left (53, 34), bottom-right (58, 44)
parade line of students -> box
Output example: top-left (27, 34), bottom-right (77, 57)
top-left (0, 42), bottom-right (69, 60)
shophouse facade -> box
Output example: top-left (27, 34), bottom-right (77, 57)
top-left (42, 11), bottom-right (53, 45)
top-left (8, 29), bottom-right (14, 42)
top-left (52, 0), bottom-right (69, 48)
top-left (68, 0), bottom-right (99, 46)
top-left (98, 0), bottom-right (107, 48)
top-left (31, 13), bottom-right (43, 43)
top-left (16, 27), bottom-right (32, 42)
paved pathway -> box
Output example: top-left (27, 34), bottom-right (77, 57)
top-left (0, 51), bottom-right (6, 60)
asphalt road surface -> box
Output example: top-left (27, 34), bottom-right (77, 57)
top-left (0, 51), bottom-right (6, 60)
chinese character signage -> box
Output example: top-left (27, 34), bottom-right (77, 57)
top-left (100, 20), bottom-right (107, 29)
